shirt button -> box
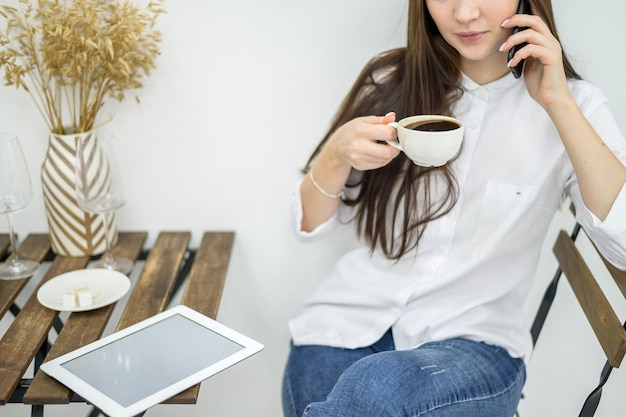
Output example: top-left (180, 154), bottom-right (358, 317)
top-left (391, 308), bottom-right (401, 316)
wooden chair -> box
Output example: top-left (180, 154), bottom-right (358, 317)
top-left (529, 208), bottom-right (626, 416)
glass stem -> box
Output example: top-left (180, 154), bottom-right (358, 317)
top-left (6, 212), bottom-right (23, 269)
top-left (103, 211), bottom-right (115, 268)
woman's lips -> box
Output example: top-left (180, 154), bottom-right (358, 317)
top-left (457, 32), bottom-right (486, 43)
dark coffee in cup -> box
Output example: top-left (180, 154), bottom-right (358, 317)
top-left (407, 120), bottom-right (460, 132)
top-left (386, 115), bottom-right (464, 167)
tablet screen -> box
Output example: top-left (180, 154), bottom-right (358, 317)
top-left (60, 313), bottom-right (244, 407)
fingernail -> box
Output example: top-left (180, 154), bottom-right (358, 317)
top-left (385, 111), bottom-right (395, 117)
top-left (501, 19), bottom-right (510, 27)
top-left (506, 59), bottom-right (513, 68)
top-left (499, 42), bottom-right (506, 52)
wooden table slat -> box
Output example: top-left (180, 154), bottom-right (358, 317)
top-left (11, 233), bottom-right (51, 261)
top-left (23, 232), bottom-right (148, 405)
top-left (164, 231), bottom-right (236, 404)
top-left (181, 231), bottom-right (234, 319)
top-left (0, 234), bottom-right (9, 258)
top-left (115, 231), bottom-right (191, 331)
top-left (111, 231), bottom-right (149, 264)
top-left (0, 255), bottom-right (89, 404)
top-left (0, 234), bottom-right (51, 320)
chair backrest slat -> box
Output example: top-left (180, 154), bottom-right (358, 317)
top-left (600, 257), bottom-right (626, 300)
top-left (553, 229), bottom-right (626, 368)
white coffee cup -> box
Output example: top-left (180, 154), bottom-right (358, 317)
top-left (387, 115), bottom-right (464, 167)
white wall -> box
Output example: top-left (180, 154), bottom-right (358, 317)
top-left (1, 0), bottom-right (624, 416)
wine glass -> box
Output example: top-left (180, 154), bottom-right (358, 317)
top-left (74, 132), bottom-right (133, 274)
top-left (0, 133), bottom-right (40, 280)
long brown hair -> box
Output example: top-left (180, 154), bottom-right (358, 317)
top-left (304, 0), bottom-right (580, 260)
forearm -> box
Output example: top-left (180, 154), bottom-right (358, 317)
top-left (299, 113), bottom-right (400, 232)
top-left (547, 97), bottom-right (626, 220)
top-left (300, 147), bottom-right (352, 232)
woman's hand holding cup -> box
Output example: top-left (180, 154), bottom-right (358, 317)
top-left (325, 113), bottom-right (401, 172)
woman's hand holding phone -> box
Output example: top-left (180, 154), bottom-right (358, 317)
top-left (500, 1), bottom-right (570, 111)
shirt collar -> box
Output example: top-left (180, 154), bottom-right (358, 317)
top-left (461, 71), bottom-right (521, 94)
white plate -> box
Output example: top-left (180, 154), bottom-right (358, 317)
top-left (37, 269), bottom-right (131, 312)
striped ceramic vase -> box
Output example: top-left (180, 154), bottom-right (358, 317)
top-left (41, 130), bottom-right (117, 256)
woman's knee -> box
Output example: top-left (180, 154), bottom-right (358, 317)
top-left (303, 351), bottom-right (419, 416)
top-left (282, 342), bottom-right (373, 417)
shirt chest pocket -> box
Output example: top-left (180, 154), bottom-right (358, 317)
top-left (471, 181), bottom-right (551, 257)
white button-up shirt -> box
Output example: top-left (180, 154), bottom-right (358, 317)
top-left (288, 72), bottom-right (626, 362)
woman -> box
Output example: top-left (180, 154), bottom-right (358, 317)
top-left (283, 0), bottom-right (626, 416)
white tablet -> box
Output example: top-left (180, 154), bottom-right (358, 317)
top-left (41, 305), bottom-right (263, 417)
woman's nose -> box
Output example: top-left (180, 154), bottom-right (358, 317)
top-left (453, 0), bottom-right (480, 23)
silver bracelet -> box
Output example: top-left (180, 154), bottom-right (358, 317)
top-left (309, 169), bottom-right (344, 199)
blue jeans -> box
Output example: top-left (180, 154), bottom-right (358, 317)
top-left (282, 330), bottom-right (526, 417)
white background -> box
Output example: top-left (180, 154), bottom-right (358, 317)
top-left (1, 0), bottom-right (625, 416)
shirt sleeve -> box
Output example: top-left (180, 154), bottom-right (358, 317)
top-left (290, 177), bottom-right (341, 241)
top-left (565, 82), bottom-right (626, 270)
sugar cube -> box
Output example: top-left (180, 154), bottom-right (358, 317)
top-left (63, 293), bottom-right (77, 308)
top-left (77, 290), bottom-right (93, 307)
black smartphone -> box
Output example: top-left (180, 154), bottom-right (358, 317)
top-left (508, 0), bottom-right (532, 78)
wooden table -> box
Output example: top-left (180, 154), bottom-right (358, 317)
top-left (0, 231), bottom-right (235, 417)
